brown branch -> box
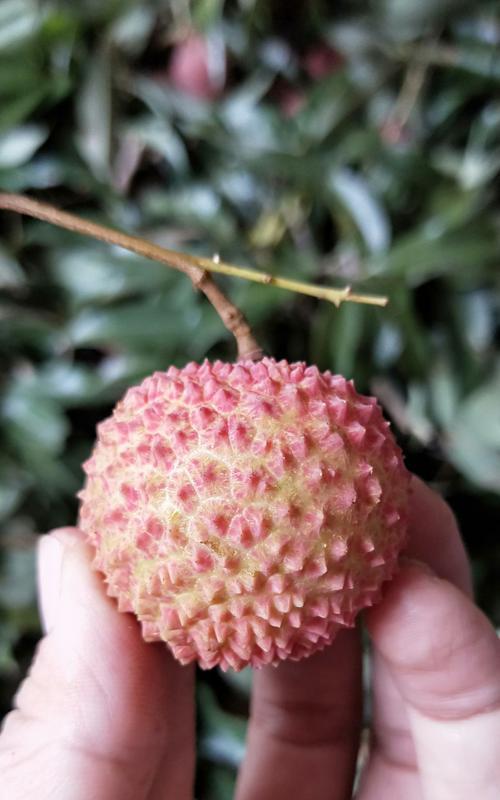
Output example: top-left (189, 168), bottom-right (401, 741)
top-left (0, 193), bottom-right (262, 361)
top-left (190, 269), bottom-right (262, 361)
top-left (0, 194), bottom-right (388, 308)
top-left (390, 59), bottom-right (428, 129)
top-left (0, 193), bottom-right (389, 357)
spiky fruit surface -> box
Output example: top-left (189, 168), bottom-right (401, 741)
top-left (79, 358), bottom-right (410, 671)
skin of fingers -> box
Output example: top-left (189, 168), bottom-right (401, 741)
top-left (0, 529), bottom-right (196, 800)
top-left (403, 476), bottom-right (473, 596)
top-left (356, 475), bottom-right (475, 799)
top-left (362, 565), bottom-right (500, 800)
top-left (235, 628), bottom-right (362, 800)
top-left (236, 477), bottom-right (469, 800)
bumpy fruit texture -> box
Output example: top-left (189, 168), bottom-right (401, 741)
top-left (79, 358), bottom-right (410, 671)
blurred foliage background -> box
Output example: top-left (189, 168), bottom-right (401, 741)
top-left (1, 0), bottom-right (500, 796)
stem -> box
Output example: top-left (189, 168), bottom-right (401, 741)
top-left (383, 42), bottom-right (462, 72)
top-left (389, 58), bottom-right (429, 130)
top-left (0, 193), bottom-right (262, 361)
top-left (0, 193), bottom-right (388, 346)
top-left (190, 259), bottom-right (387, 307)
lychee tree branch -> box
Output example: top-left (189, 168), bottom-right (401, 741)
top-left (0, 193), bottom-right (388, 358)
top-left (386, 56), bottom-right (430, 133)
top-left (0, 193), bottom-right (262, 361)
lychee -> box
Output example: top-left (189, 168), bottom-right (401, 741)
top-left (79, 358), bottom-right (410, 671)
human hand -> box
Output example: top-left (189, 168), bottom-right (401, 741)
top-left (0, 528), bottom-right (196, 800)
top-left (1, 478), bottom-right (499, 799)
top-left (236, 477), bottom-right (500, 800)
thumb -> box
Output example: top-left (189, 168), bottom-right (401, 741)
top-left (0, 528), bottom-right (195, 800)
top-left (365, 562), bottom-right (500, 800)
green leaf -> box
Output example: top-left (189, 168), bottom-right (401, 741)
top-left (377, 0), bottom-right (470, 39)
top-left (330, 303), bottom-right (365, 378)
top-left (386, 288), bottom-right (430, 375)
top-left (0, 547), bottom-right (36, 610)
top-left (109, 5), bottom-right (155, 55)
top-left (0, 473), bottom-right (26, 522)
top-left (132, 76), bottom-right (214, 130)
top-left (124, 116), bottom-right (189, 174)
top-left (453, 43), bottom-right (500, 82)
top-left (327, 167), bottom-right (391, 254)
top-left (203, 766), bottom-right (237, 800)
top-left (198, 684), bottom-right (247, 769)
top-left (406, 383), bottom-right (434, 445)
top-left (65, 287), bottom-right (226, 358)
top-left (0, 622), bottom-right (19, 676)
top-left (219, 75), bottom-right (284, 153)
top-left (0, 124), bottom-right (48, 168)
top-left (446, 428), bottom-right (500, 493)
top-left (460, 289), bottom-right (495, 353)
top-left (0, 246), bottom-right (25, 289)
top-left (432, 146), bottom-right (500, 189)
top-left (96, 352), bottom-right (173, 397)
top-left (218, 666), bottom-right (253, 697)
top-left (0, 304), bottom-right (57, 356)
top-left (1, 375), bottom-right (69, 458)
top-left (48, 244), bottom-right (176, 306)
top-left (36, 361), bottom-right (104, 407)
top-left (429, 361), bottom-right (459, 429)
top-left (0, 87), bottom-right (47, 132)
top-left (445, 370), bottom-right (500, 491)
top-left (373, 322), bottom-right (403, 368)
top-left (192, 0), bottom-right (225, 30)
top-left (140, 185), bottom-right (237, 243)
top-left (76, 41), bottom-right (113, 180)
top-left (369, 222), bottom-right (500, 283)
top-left (0, 0), bottom-right (45, 53)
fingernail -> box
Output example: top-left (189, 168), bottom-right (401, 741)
top-left (37, 535), bottom-right (65, 633)
top-left (399, 556), bottom-right (435, 576)
top-left (37, 529), bottom-right (82, 633)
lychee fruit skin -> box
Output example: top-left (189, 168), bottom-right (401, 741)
top-left (79, 358), bottom-right (410, 672)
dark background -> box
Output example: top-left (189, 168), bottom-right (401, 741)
top-left (1, 1), bottom-right (499, 796)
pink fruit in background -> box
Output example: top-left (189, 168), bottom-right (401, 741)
top-left (302, 43), bottom-right (344, 80)
top-left (167, 33), bottom-right (224, 100)
top-left (275, 43), bottom-right (343, 117)
top-left (79, 358), bottom-right (410, 672)
top-left (275, 82), bottom-right (307, 117)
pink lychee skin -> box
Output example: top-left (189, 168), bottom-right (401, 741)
top-left (79, 358), bottom-right (410, 672)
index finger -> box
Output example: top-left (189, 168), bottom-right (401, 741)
top-left (235, 629), bottom-right (362, 800)
top-left (357, 477), bottom-right (477, 798)
top-left (404, 476), bottom-right (472, 595)
top-left (362, 563), bottom-right (500, 800)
